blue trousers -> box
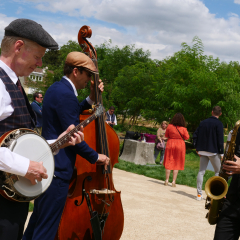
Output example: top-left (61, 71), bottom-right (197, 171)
top-left (23, 176), bottom-right (69, 240)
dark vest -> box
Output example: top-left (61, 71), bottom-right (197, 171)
top-left (0, 67), bottom-right (35, 136)
top-left (106, 111), bottom-right (116, 128)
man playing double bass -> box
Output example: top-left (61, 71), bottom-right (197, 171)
top-left (23, 52), bottom-right (110, 240)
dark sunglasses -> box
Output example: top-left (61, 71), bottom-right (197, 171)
top-left (85, 70), bottom-right (93, 78)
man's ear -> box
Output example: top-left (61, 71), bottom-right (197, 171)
top-left (14, 40), bottom-right (24, 54)
top-left (72, 67), bottom-right (78, 77)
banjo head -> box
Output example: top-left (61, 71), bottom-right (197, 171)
top-left (10, 132), bottom-right (54, 197)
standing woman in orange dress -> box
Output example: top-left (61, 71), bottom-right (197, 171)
top-left (163, 113), bottom-right (189, 187)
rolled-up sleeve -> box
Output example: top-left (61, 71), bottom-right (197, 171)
top-left (0, 147), bottom-right (30, 176)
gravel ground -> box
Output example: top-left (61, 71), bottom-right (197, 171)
top-left (25, 168), bottom-right (216, 240)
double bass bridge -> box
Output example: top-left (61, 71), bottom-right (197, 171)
top-left (90, 189), bottom-right (116, 194)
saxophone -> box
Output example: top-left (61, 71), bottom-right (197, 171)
top-left (205, 120), bottom-right (240, 225)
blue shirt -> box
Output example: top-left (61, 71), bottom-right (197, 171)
top-left (31, 100), bottom-right (42, 127)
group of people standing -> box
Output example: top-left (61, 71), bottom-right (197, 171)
top-left (154, 107), bottom-right (223, 195)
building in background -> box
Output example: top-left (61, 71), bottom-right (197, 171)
top-left (19, 67), bottom-right (49, 94)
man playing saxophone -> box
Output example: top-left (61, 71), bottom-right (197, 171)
top-left (214, 127), bottom-right (240, 240)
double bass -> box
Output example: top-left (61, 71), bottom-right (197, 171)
top-left (55, 26), bottom-right (124, 240)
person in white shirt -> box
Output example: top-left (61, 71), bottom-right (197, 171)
top-left (0, 19), bottom-right (83, 240)
top-left (106, 106), bottom-right (117, 128)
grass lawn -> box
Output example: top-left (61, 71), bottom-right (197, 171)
top-left (114, 149), bottom-right (215, 189)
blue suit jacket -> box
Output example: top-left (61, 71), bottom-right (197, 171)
top-left (31, 101), bottom-right (42, 127)
top-left (42, 78), bottom-right (98, 181)
top-left (193, 116), bottom-right (224, 154)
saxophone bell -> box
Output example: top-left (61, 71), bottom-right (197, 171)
top-left (205, 176), bottom-right (228, 200)
top-left (204, 120), bottom-right (240, 225)
top-left (204, 176), bottom-right (228, 225)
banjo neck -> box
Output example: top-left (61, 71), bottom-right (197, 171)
top-left (50, 105), bottom-right (104, 153)
top-left (0, 103), bottom-right (104, 202)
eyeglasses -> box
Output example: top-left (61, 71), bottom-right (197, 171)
top-left (76, 67), bottom-right (93, 78)
top-left (85, 71), bottom-right (93, 78)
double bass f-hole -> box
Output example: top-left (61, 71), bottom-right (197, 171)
top-left (75, 176), bottom-right (103, 240)
top-left (74, 176), bottom-right (92, 207)
top-left (74, 175), bottom-right (112, 240)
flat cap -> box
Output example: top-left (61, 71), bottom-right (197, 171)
top-left (5, 18), bottom-right (58, 50)
top-left (65, 52), bottom-right (98, 74)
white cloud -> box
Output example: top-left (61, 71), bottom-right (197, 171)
top-left (234, 0), bottom-right (240, 4)
top-left (4, 0), bottom-right (240, 62)
top-left (0, 14), bottom-right (17, 41)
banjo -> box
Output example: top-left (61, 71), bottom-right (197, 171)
top-left (0, 104), bottom-right (104, 202)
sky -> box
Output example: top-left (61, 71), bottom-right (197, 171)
top-left (1, 0), bottom-right (240, 62)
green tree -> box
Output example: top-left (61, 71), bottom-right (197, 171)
top-left (95, 41), bottom-right (151, 107)
top-left (25, 41), bottom-right (83, 97)
top-left (24, 36), bottom-right (240, 132)
top-left (153, 36), bottom-right (240, 131)
top-left (42, 49), bottom-right (61, 69)
top-left (112, 61), bottom-right (160, 124)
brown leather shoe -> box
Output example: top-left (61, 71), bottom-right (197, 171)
top-left (164, 181), bottom-right (168, 186)
top-left (172, 182), bottom-right (176, 187)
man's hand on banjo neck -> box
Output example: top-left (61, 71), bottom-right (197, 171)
top-left (24, 124), bottom-right (84, 185)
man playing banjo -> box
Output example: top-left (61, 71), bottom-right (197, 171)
top-left (0, 19), bottom-right (84, 240)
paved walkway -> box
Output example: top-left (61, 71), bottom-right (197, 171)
top-left (25, 168), bottom-right (216, 240)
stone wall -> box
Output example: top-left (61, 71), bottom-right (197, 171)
top-left (120, 139), bottom-right (156, 165)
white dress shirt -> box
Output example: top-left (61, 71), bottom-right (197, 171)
top-left (0, 60), bottom-right (32, 176)
top-left (0, 60), bottom-right (56, 176)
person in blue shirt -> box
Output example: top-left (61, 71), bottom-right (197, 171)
top-left (31, 92), bottom-right (43, 132)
